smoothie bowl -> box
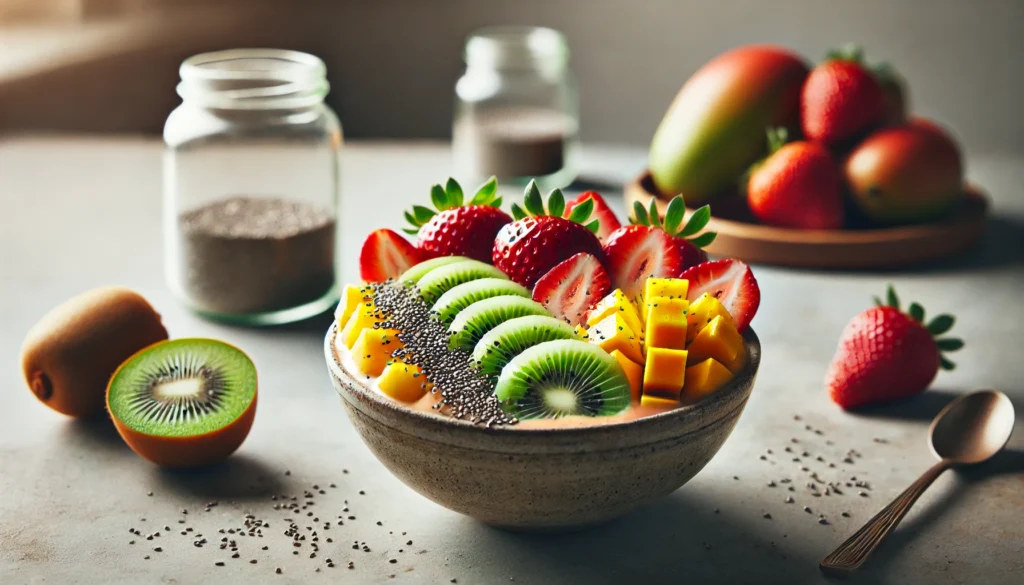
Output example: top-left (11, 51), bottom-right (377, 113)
top-left (324, 179), bottom-right (763, 529)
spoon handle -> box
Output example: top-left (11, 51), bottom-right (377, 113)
top-left (820, 459), bottom-right (949, 575)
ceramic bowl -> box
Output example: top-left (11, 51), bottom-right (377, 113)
top-left (324, 322), bottom-right (761, 530)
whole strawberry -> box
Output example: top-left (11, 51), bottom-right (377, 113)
top-left (801, 45), bottom-right (885, 145)
top-left (603, 196), bottom-right (715, 298)
top-left (563, 191), bottom-right (621, 243)
top-left (826, 286), bottom-right (963, 410)
top-left (747, 128), bottom-right (844, 229)
top-left (404, 177), bottom-right (511, 263)
top-left (492, 181), bottom-right (605, 289)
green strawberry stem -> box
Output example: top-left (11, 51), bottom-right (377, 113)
top-left (403, 176), bottom-right (502, 235)
top-left (766, 127), bottom-right (789, 156)
top-left (824, 43), bottom-right (865, 63)
top-left (630, 194), bottom-right (717, 249)
top-left (510, 180), bottom-right (600, 234)
top-left (874, 284), bottom-right (963, 371)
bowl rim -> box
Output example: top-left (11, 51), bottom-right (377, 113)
top-left (324, 320), bottom-right (760, 449)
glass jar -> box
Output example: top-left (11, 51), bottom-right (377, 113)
top-left (453, 26), bottom-right (579, 191)
top-left (163, 49), bottom-right (342, 326)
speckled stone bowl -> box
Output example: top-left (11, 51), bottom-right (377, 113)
top-left (325, 322), bottom-right (761, 530)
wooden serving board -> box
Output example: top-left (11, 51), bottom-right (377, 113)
top-left (624, 170), bottom-right (989, 270)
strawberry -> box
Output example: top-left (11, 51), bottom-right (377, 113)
top-left (603, 195), bottom-right (715, 298)
top-left (563, 191), bottom-right (621, 243)
top-left (826, 286), bottom-right (963, 410)
top-left (532, 252), bottom-right (611, 326)
top-left (679, 259), bottom-right (760, 331)
top-left (801, 45), bottom-right (885, 145)
top-left (404, 177), bottom-right (511, 263)
top-left (492, 181), bottom-right (605, 289)
top-left (359, 228), bottom-right (424, 282)
top-left (747, 128), bottom-right (844, 229)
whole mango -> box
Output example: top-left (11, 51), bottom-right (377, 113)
top-left (649, 45), bottom-right (809, 204)
top-left (845, 118), bottom-right (963, 224)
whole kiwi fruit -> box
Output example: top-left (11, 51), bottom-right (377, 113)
top-left (20, 287), bottom-right (169, 418)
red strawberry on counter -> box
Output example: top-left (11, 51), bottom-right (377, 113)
top-left (563, 191), bottom-right (621, 243)
top-left (801, 45), bottom-right (885, 145)
top-left (532, 252), bottom-right (611, 326)
top-left (826, 286), bottom-right (963, 410)
top-left (603, 196), bottom-right (715, 298)
top-left (404, 177), bottom-right (511, 263)
top-left (359, 228), bottom-right (424, 282)
top-left (492, 181), bottom-right (605, 289)
top-left (679, 258), bottom-right (760, 331)
top-left (747, 128), bottom-right (845, 229)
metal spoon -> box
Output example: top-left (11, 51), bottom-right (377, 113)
top-left (820, 389), bottom-right (1015, 575)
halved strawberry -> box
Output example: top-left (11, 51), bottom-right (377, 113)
top-left (359, 228), bottom-right (424, 282)
top-left (602, 195), bottom-right (715, 298)
top-left (532, 253), bottom-right (610, 326)
top-left (563, 191), bottom-right (621, 243)
top-left (679, 259), bottom-right (760, 331)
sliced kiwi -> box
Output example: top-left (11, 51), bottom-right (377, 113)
top-left (494, 339), bottom-right (631, 419)
top-left (447, 296), bottom-right (549, 352)
top-left (416, 259), bottom-right (508, 304)
top-left (431, 278), bottom-right (530, 325)
top-left (398, 255), bottom-right (468, 284)
top-left (472, 315), bottom-right (579, 380)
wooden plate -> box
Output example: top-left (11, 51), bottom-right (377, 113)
top-left (624, 170), bottom-right (989, 269)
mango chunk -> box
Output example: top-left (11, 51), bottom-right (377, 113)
top-left (610, 349), bottom-right (644, 401)
top-left (341, 301), bottom-right (381, 349)
top-left (588, 312), bottom-right (644, 364)
top-left (640, 394), bottom-right (679, 409)
top-left (687, 293), bottom-right (735, 341)
top-left (574, 324), bottom-right (590, 341)
top-left (644, 297), bottom-right (689, 351)
top-left (644, 278), bottom-right (689, 304)
top-left (351, 328), bottom-right (403, 377)
top-left (587, 289), bottom-right (644, 336)
top-left (335, 284), bottom-right (373, 325)
top-left (642, 347), bottom-right (687, 399)
top-left (683, 358), bottom-right (733, 401)
top-left (377, 361), bottom-right (430, 402)
top-left (687, 315), bottom-right (744, 371)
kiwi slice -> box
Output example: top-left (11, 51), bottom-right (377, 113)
top-left (494, 339), bottom-right (630, 419)
top-left (398, 255), bottom-right (468, 284)
top-left (416, 259), bottom-right (508, 304)
top-left (431, 278), bottom-right (530, 325)
top-left (472, 315), bottom-right (579, 380)
top-left (447, 296), bottom-right (549, 352)
top-left (107, 338), bottom-right (257, 468)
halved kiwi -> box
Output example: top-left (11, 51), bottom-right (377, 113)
top-left (417, 259), bottom-right (508, 304)
top-left (398, 255), bottom-right (468, 284)
top-left (431, 278), bottom-right (530, 325)
top-left (494, 339), bottom-right (630, 419)
top-left (472, 315), bottom-right (579, 380)
top-left (107, 338), bottom-right (257, 468)
top-left (447, 296), bottom-right (549, 352)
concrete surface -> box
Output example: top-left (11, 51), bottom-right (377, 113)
top-left (1, 137), bottom-right (1022, 584)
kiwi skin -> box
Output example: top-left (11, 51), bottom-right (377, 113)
top-left (20, 287), bottom-right (168, 418)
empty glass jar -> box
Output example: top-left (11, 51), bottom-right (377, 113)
top-left (453, 26), bottom-right (579, 190)
top-left (163, 49), bottom-right (342, 325)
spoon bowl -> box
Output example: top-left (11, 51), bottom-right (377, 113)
top-left (929, 389), bottom-right (1015, 464)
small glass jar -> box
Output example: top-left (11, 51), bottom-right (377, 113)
top-left (453, 26), bottom-right (579, 191)
top-left (163, 49), bottom-right (342, 326)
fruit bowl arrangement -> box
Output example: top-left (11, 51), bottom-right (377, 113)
top-left (325, 177), bottom-right (763, 528)
top-left (627, 44), bottom-right (987, 269)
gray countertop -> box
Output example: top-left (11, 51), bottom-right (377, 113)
top-left (1, 137), bottom-right (1022, 585)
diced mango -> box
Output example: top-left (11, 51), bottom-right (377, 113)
top-left (351, 328), bottom-right (403, 376)
top-left (687, 315), bottom-right (744, 372)
top-left (642, 347), bottom-right (688, 399)
top-left (377, 361), bottom-right (430, 402)
top-left (335, 284), bottom-right (372, 325)
top-left (643, 278), bottom-right (689, 304)
top-left (687, 293), bottom-right (734, 341)
top-left (341, 301), bottom-right (381, 348)
top-left (683, 358), bottom-right (734, 401)
top-left (587, 312), bottom-right (644, 364)
top-left (587, 289), bottom-right (644, 336)
top-left (644, 297), bottom-right (689, 351)
top-left (640, 394), bottom-right (679, 409)
top-left (610, 349), bottom-right (644, 401)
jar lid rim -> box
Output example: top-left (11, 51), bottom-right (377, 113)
top-left (464, 26), bottom-right (569, 68)
top-left (180, 49), bottom-right (327, 82)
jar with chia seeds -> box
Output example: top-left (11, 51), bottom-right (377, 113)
top-left (164, 49), bottom-right (342, 325)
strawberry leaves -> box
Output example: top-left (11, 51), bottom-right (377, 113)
top-left (630, 195), bottom-right (717, 249)
top-left (511, 180), bottom-right (600, 234)
top-left (405, 177), bottom-right (502, 235)
top-left (876, 284), bottom-right (962, 371)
